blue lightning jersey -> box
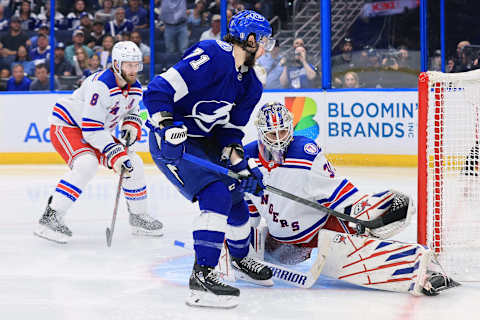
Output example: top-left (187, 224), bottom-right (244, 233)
top-left (143, 40), bottom-right (263, 147)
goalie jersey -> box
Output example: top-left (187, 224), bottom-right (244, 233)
top-left (49, 68), bottom-right (143, 153)
top-left (143, 40), bottom-right (263, 148)
top-left (244, 136), bottom-right (364, 244)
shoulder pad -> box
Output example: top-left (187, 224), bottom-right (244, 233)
top-left (286, 136), bottom-right (322, 161)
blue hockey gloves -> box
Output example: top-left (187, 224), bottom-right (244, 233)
top-left (152, 121), bottom-right (188, 164)
top-left (231, 158), bottom-right (265, 196)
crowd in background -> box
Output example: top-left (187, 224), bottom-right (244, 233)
top-left (0, 0), bottom-right (277, 91)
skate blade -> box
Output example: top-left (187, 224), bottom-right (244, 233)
top-left (185, 290), bottom-right (239, 309)
top-left (33, 225), bottom-right (70, 244)
top-left (234, 269), bottom-right (274, 287)
top-left (131, 227), bottom-right (164, 237)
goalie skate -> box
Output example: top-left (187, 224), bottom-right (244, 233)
top-left (186, 263), bottom-right (240, 309)
top-left (129, 213), bottom-right (163, 236)
top-left (34, 196), bottom-right (72, 244)
top-left (231, 256), bottom-right (274, 287)
top-left (422, 272), bottom-right (461, 296)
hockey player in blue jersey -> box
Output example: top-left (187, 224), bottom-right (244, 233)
top-left (142, 10), bottom-right (275, 308)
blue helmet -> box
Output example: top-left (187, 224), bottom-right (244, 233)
top-left (228, 10), bottom-right (275, 50)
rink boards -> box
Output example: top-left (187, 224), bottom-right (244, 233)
top-left (0, 90), bottom-right (418, 166)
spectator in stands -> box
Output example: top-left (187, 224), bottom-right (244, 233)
top-left (67, 0), bottom-right (93, 30)
top-left (125, 0), bottom-right (148, 29)
top-left (343, 71), bottom-right (360, 88)
top-left (50, 42), bottom-right (73, 76)
top-left (254, 0), bottom-right (274, 20)
top-left (429, 49), bottom-right (442, 72)
top-left (13, 44), bottom-right (34, 76)
top-left (0, 68), bottom-right (9, 79)
top-left (82, 53), bottom-right (102, 78)
top-left (293, 37), bottom-right (304, 49)
top-left (332, 37), bottom-right (355, 71)
top-left (161, 0), bottom-right (188, 54)
top-left (7, 63), bottom-right (31, 91)
top-left (14, 0), bottom-right (37, 31)
top-left (381, 49), bottom-right (400, 71)
top-left (187, 0), bottom-right (206, 26)
top-left (446, 57), bottom-right (455, 73)
top-left (78, 13), bottom-right (96, 47)
top-left (90, 20), bottom-right (106, 50)
top-left (95, 0), bottom-right (115, 23)
top-left (30, 63), bottom-right (60, 90)
top-left (208, 0), bottom-right (220, 15)
top-left (257, 41), bottom-right (283, 89)
top-left (105, 7), bottom-right (134, 39)
top-left (65, 29), bottom-right (94, 66)
top-left (365, 48), bottom-right (381, 69)
top-left (117, 30), bottom-right (130, 41)
top-left (0, 16), bottom-right (29, 66)
top-left (454, 40), bottom-right (470, 72)
top-left (130, 30), bottom-right (150, 64)
top-left (98, 34), bottom-right (114, 68)
top-left (199, 13), bottom-right (220, 41)
top-left (72, 46), bottom-right (89, 76)
top-left (37, 0), bottom-right (68, 30)
top-left (29, 33), bottom-right (49, 64)
top-left (280, 43), bottom-right (316, 89)
top-left (395, 45), bottom-right (414, 70)
top-left (28, 22), bottom-right (49, 49)
top-left (0, 5), bottom-right (9, 31)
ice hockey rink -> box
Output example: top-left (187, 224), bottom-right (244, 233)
top-left (1, 164), bottom-right (478, 320)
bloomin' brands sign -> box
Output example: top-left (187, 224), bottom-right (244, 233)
top-left (0, 90), bottom-right (418, 163)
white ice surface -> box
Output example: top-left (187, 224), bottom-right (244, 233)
top-left (0, 165), bottom-right (478, 320)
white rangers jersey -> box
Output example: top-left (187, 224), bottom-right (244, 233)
top-left (50, 68), bottom-right (143, 153)
top-left (244, 136), bottom-right (363, 245)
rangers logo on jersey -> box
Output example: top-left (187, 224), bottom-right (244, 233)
top-left (304, 143), bottom-right (319, 155)
top-left (185, 100), bottom-right (234, 132)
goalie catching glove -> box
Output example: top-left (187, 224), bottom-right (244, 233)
top-left (121, 114), bottom-right (143, 146)
top-left (149, 112), bottom-right (187, 164)
top-left (103, 143), bottom-right (133, 177)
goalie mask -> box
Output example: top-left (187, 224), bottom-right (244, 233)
top-left (255, 102), bottom-right (294, 165)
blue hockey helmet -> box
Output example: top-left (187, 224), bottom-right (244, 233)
top-left (228, 10), bottom-right (275, 51)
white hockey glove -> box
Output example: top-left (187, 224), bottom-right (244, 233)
top-left (104, 143), bottom-right (133, 177)
top-left (121, 114), bottom-right (143, 147)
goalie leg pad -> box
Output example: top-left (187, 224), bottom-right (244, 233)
top-left (318, 229), bottom-right (432, 295)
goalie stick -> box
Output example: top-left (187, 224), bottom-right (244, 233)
top-left (173, 239), bottom-right (327, 288)
top-left (181, 153), bottom-right (406, 233)
top-left (105, 132), bottom-right (131, 247)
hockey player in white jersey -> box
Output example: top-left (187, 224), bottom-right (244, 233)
top-left (34, 41), bottom-right (163, 244)
top-left (243, 102), bottom-right (459, 296)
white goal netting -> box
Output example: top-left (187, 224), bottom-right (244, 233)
top-left (418, 70), bottom-right (480, 281)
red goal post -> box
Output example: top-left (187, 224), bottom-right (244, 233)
top-left (418, 70), bottom-right (480, 281)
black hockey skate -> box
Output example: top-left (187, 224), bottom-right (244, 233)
top-left (186, 263), bottom-right (240, 309)
top-left (231, 256), bottom-right (274, 286)
top-left (129, 213), bottom-right (163, 236)
top-left (34, 196), bottom-right (72, 244)
top-left (422, 272), bottom-right (461, 296)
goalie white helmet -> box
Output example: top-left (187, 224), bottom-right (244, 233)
top-left (111, 41), bottom-right (143, 82)
top-left (255, 102), bottom-right (294, 165)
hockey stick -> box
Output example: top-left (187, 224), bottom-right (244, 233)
top-left (173, 240), bottom-right (326, 288)
top-left (106, 132), bottom-right (131, 247)
top-left (182, 153), bottom-right (405, 233)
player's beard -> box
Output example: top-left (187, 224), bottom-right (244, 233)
top-left (121, 70), bottom-right (137, 84)
top-left (244, 48), bottom-right (257, 68)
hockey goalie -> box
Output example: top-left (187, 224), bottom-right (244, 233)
top-left (241, 102), bottom-right (460, 296)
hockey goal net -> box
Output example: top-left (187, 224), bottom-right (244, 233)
top-left (418, 70), bottom-right (480, 281)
